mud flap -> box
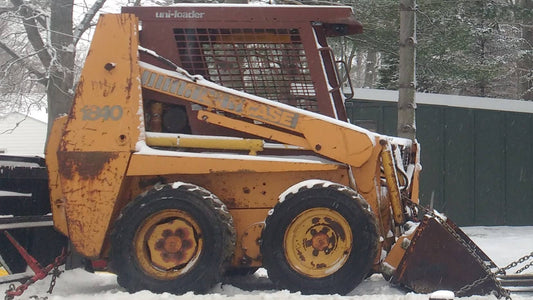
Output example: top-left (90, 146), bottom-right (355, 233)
top-left (392, 216), bottom-right (506, 297)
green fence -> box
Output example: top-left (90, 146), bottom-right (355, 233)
top-left (346, 93), bottom-right (533, 226)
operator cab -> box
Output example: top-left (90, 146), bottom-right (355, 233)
top-left (122, 4), bottom-right (362, 135)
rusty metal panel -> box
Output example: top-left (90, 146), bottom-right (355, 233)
top-left (58, 151), bottom-right (130, 257)
top-left (45, 116), bottom-right (69, 236)
top-left (127, 154), bottom-right (344, 177)
top-left (393, 217), bottom-right (501, 297)
top-left (56, 14), bottom-right (143, 257)
top-left (61, 15), bottom-right (142, 153)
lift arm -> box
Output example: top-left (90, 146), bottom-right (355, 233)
top-left (139, 62), bottom-right (378, 168)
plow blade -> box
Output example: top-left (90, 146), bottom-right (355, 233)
top-left (392, 216), bottom-right (505, 297)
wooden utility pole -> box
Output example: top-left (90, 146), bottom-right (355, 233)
top-left (398, 0), bottom-right (417, 140)
top-left (518, 0), bottom-right (533, 100)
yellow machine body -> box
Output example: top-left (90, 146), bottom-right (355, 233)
top-left (47, 13), bottom-right (417, 262)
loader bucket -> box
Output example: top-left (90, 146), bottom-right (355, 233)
top-left (392, 216), bottom-right (507, 297)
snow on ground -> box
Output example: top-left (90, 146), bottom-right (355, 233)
top-left (2, 226), bottom-right (532, 300)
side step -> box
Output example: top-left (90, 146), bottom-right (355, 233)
top-left (498, 274), bottom-right (533, 292)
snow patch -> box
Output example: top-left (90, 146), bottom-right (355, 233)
top-left (2, 226), bottom-right (532, 300)
top-left (278, 179), bottom-right (334, 203)
top-left (171, 182), bottom-right (186, 189)
top-left (429, 290), bottom-right (455, 300)
top-left (134, 141), bottom-right (338, 165)
top-left (403, 221), bottom-right (419, 236)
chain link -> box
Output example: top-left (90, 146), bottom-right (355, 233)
top-left (516, 260), bottom-right (533, 274)
top-left (455, 273), bottom-right (492, 296)
top-left (47, 265), bottom-right (63, 294)
top-left (496, 252), bottom-right (533, 275)
top-left (5, 284), bottom-right (15, 300)
top-left (4, 249), bottom-right (67, 300)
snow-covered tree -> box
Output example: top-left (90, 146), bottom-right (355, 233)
top-left (334, 0), bottom-right (531, 100)
top-left (0, 0), bottom-right (106, 132)
top-left (517, 0), bottom-right (533, 100)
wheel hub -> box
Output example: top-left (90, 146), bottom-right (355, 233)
top-left (310, 229), bottom-right (332, 253)
top-left (134, 209), bottom-right (202, 279)
top-left (284, 208), bottom-right (353, 278)
top-left (148, 219), bottom-right (197, 269)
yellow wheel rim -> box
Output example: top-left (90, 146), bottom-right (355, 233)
top-left (134, 209), bottom-right (202, 280)
top-left (284, 208), bottom-right (353, 278)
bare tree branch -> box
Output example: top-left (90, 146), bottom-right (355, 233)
top-left (0, 6), bottom-right (16, 14)
top-left (0, 39), bottom-right (47, 85)
top-left (73, 0), bottom-right (106, 45)
top-left (10, 0), bottom-right (51, 69)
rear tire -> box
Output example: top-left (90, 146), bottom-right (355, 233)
top-left (261, 180), bottom-right (378, 295)
top-left (110, 182), bottom-right (235, 294)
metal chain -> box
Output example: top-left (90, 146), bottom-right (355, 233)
top-left (496, 252), bottom-right (533, 275)
top-left (47, 265), bottom-right (63, 294)
top-left (4, 249), bottom-right (67, 300)
top-left (406, 200), bottom-right (511, 299)
top-left (5, 284), bottom-right (16, 300)
top-left (455, 273), bottom-right (492, 296)
top-left (516, 260), bottom-right (533, 274)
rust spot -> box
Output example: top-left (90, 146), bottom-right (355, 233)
top-left (224, 197), bottom-right (237, 208)
top-left (325, 217), bottom-right (346, 241)
top-left (311, 232), bottom-right (330, 251)
top-left (58, 152), bottom-right (119, 180)
top-left (125, 71), bottom-right (133, 100)
top-left (297, 249), bottom-right (305, 262)
top-left (54, 198), bottom-right (65, 207)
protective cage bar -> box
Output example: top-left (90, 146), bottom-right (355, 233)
top-left (173, 27), bottom-right (319, 112)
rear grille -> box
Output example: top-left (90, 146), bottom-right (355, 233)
top-left (173, 28), bottom-right (318, 112)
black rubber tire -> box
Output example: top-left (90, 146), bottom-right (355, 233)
top-left (110, 182), bottom-right (235, 294)
top-left (224, 267), bottom-right (259, 277)
top-left (261, 181), bottom-right (379, 295)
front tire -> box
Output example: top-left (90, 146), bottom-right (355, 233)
top-left (261, 180), bottom-right (378, 295)
top-left (110, 182), bottom-right (235, 294)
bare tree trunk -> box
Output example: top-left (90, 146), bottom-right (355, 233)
top-left (355, 51), bottom-right (364, 88)
top-left (398, 0), bottom-right (417, 140)
top-left (47, 0), bottom-right (74, 132)
top-left (518, 0), bottom-right (533, 100)
top-left (2, 0), bottom-right (106, 138)
top-left (363, 50), bottom-right (377, 88)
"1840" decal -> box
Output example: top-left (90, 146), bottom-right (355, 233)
top-left (82, 105), bottom-right (123, 121)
